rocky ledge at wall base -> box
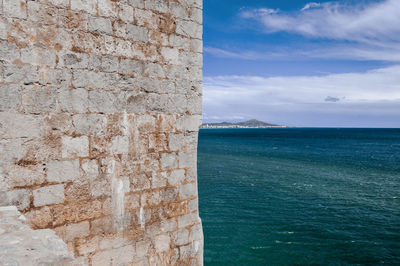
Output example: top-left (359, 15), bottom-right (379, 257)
top-left (0, 0), bottom-right (203, 265)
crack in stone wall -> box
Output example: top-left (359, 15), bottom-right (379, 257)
top-left (0, 0), bottom-right (204, 265)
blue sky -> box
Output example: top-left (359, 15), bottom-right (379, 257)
top-left (202, 0), bottom-right (400, 127)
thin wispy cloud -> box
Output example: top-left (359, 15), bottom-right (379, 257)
top-left (240, 0), bottom-right (400, 43)
top-left (205, 0), bottom-right (400, 63)
top-left (203, 66), bottom-right (400, 127)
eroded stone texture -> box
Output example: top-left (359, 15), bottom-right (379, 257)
top-left (0, 206), bottom-right (83, 265)
top-left (0, 0), bottom-right (203, 265)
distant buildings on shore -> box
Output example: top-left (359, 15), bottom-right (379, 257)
top-left (201, 119), bottom-right (288, 129)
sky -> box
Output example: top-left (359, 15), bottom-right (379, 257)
top-left (202, 0), bottom-right (400, 127)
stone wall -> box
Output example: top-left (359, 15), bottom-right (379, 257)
top-left (0, 0), bottom-right (203, 265)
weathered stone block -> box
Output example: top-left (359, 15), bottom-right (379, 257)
top-left (98, 0), bottom-right (117, 17)
top-left (72, 114), bottom-right (107, 135)
top-left (62, 52), bottom-right (89, 69)
top-left (47, 160), bottom-right (80, 183)
top-left (166, 169), bottom-right (185, 186)
top-left (65, 221), bottom-right (90, 241)
top-left (21, 47), bottom-right (56, 67)
top-left (88, 90), bottom-right (120, 114)
top-left (173, 228), bottom-right (189, 246)
top-left (0, 84), bottom-right (21, 111)
top-left (111, 135), bottom-right (129, 155)
top-left (3, 0), bottom-right (27, 19)
top-left (0, 112), bottom-right (41, 139)
top-left (71, 0), bottom-right (96, 15)
top-left (178, 150), bottom-right (197, 168)
top-left (154, 234), bottom-right (170, 252)
top-left (160, 153), bottom-right (178, 170)
top-left (179, 182), bottom-right (197, 200)
top-left (33, 184), bottom-right (65, 207)
top-left (4, 64), bottom-right (39, 84)
top-left (88, 16), bottom-right (113, 35)
top-left (176, 19), bottom-right (202, 39)
top-left (161, 47), bottom-right (180, 65)
top-left (178, 213), bottom-right (198, 228)
top-left (7, 165), bottom-right (45, 188)
top-left (126, 24), bottom-right (148, 43)
top-left (0, 189), bottom-right (30, 210)
top-left (118, 4), bottom-right (134, 23)
top-left (61, 136), bottom-right (89, 158)
top-left (58, 87), bottom-right (89, 113)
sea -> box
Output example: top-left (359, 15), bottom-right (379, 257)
top-left (197, 128), bottom-right (400, 265)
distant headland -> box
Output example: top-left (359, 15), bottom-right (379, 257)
top-left (201, 119), bottom-right (288, 129)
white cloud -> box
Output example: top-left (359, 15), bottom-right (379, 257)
top-left (301, 2), bottom-right (321, 11)
top-left (240, 0), bottom-right (400, 43)
top-left (203, 66), bottom-right (400, 127)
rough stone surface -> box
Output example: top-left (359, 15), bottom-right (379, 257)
top-left (0, 206), bottom-right (83, 265)
top-left (0, 0), bottom-right (203, 265)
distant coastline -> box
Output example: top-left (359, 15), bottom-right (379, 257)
top-left (201, 119), bottom-right (289, 129)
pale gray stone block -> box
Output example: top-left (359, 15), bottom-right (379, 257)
top-left (0, 41), bottom-right (20, 62)
top-left (190, 223), bottom-right (203, 241)
top-left (88, 16), bottom-right (113, 35)
top-left (176, 19), bottom-right (202, 39)
top-left (169, 34), bottom-right (190, 50)
top-left (179, 182), bottom-right (197, 199)
top-left (176, 115), bottom-right (202, 132)
top-left (178, 213), bottom-right (198, 228)
top-left (180, 240), bottom-right (202, 259)
top-left (166, 169), bottom-right (185, 185)
top-left (7, 165), bottom-right (45, 188)
top-left (126, 24), bottom-right (148, 43)
top-left (0, 112), bottom-right (42, 139)
top-left (161, 47), bottom-right (180, 65)
top-left (127, 0), bottom-right (144, 8)
top-left (58, 87), bottom-right (89, 113)
top-left (191, 39), bottom-right (203, 53)
top-left (72, 114), bottom-right (107, 135)
top-left (173, 228), bottom-right (189, 246)
top-left (168, 94), bottom-right (187, 114)
top-left (4, 64), bottom-right (38, 84)
top-left (118, 4), bottom-right (134, 23)
top-left (3, 0), bottom-right (27, 19)
top-left (71, 0), bottom-right (96, 15)
top-left (22, 85), bottom-right (58, 114)
top-left (143, 63), bottom-right (165, 78)
top-left (97, 0), bottom-right (117, 17)
top-left (135, 239), bottom-right (150, 257)
top-left (187, 95), bottom-right (202, 115)
top-left (47, 160), bottom-right (80, 183)
top-left (190, 7), bottom-right (202, 24)
top-left (61, 136), bottom-right (89, 158)
top-left (148, 93), bottom-right (168, 112)
top-left (64, 221), bottom-right (90, 241)
top-left (154, 234), bottom-right (170, 252)
top-left (0, 189), bottom-right (30, 210)
top-left (110, 135), bottom-right (129, 154)
top-left (119, 59), bottom-right (144, 75)
top-left (145, 0), bottom-right (168, 13)
top-left (21, 47), bottom-right (56, 67)
top-left (169, 2), bottom-right (189, 19)
top-left (100, 56), bottom-right (119, 73)
top-left (188, 198), bottom-right (198, 212)
top-left (0, 84), bottom-right (21, 111)
top-left (62, 52), bottom-right (89, 69)
top-left (160, 153), bottom-right (177, 170)
top-left (33, 184), bottom-right (65, 207)
top-left (38, 68), bottom-right (72, 86)
top-left (88, 90), bottom-right (120, 114)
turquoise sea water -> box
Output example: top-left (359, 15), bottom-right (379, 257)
top-left (197, 128), bottom-right (400, 265)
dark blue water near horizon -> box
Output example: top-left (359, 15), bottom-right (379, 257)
top-left (197, 128), bottom-right (400, 265)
